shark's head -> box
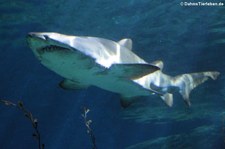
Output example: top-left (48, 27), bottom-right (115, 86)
top-left (27, 32), bottom-right (89, 79)
top-left (27, 32), bottom-right (100, 79)
top-left (27, 32), bottom-right (123, 68)
top-left (27, 32), bottom-right (76, 60)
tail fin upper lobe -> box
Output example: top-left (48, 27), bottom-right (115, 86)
top-left (173, 71), bottom-right (220, 106)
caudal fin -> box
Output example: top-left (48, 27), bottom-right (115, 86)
top-left (173, 71), bottom-right (220, 106)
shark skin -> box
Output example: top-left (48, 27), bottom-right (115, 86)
top-left (27, 32), bottom-right (220, 107)
top-left (134, 60), bottom-right (220, 106)
top-left (27, 32), bottom-right (162, 107)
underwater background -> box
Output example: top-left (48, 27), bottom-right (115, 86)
top-left (0, 0), bottom-right (225, 149)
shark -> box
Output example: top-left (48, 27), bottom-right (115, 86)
top-left (27, 32), bottom-right (220, 107)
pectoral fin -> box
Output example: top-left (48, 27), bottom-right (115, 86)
top-left (59, 79), bottom-right (89, 90)
top-left (108, 63), bottom-right (159, 79)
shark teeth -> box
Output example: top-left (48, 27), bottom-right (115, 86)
top-left (39, 45), bottom-right (70, 52)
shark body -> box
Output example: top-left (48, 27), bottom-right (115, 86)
top-left (27, 32), bottom-right (220, 107)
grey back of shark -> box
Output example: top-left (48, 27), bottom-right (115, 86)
top-left (27, 32), bottom-right (220, 107)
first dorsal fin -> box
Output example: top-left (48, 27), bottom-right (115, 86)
top-left (151, 60), bottom-right (164, 70)
top-left (108, 63), bottom-right (159, 79)
top-left (118, 39), bottom-right (132, 50)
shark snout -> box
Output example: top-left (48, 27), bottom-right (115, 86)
top-left (27, 33), bottom-right (34, 38)
top-left (27, 32), bottom-right (49, 60)
top-left (27, 32), bottom-right (49, 41)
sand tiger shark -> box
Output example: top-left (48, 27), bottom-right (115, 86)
top-left (27, 32), bottom-right (220, 107)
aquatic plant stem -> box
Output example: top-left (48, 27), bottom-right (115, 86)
top-left (0, 99), bottom-right (44, 149)
top-left (82, 107), bottom-right (97, 149)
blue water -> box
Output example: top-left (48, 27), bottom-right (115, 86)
top-left (0, 0), bottom-right (225, 149)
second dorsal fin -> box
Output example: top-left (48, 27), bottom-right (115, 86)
top-left (151, 60), bottom-right (164, 70)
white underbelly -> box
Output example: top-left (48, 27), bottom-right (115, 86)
top-left (40, 52), bottom-right (151, 97)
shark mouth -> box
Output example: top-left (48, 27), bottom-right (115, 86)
top-left (38, 45), bottom-right (71, 53)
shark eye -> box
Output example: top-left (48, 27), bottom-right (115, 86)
top-left (43, 35), bottom-right (49, 40)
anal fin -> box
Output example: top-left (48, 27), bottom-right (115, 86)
top-left (120, 96), bottom-right (138, 108)
top-left (59, 79), bottom-right (89, 90)
top-left (160, 93), bottom-right (173, 107)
